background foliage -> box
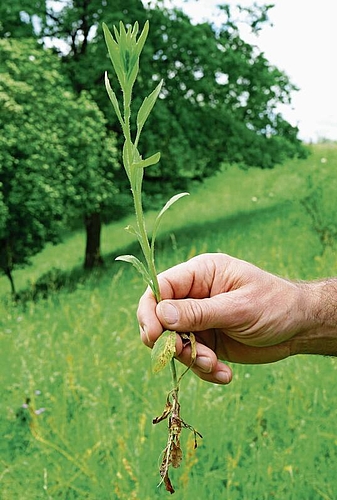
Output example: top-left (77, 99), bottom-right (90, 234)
top-left (0, 37), bottom-right (120, 285)
top-left (37, 0), bottom-right (307, 188)
top-left (0, 2), bottom-right (336, 498)
top-left (0, 0), bottom-right (309, 283)
top-left (0, 144), bottom-right (336, 499)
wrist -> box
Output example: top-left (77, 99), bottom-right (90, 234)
top-left (290, 279), bottom-right (337, 357)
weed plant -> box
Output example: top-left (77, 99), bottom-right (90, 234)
top-left (102, 21), bottom-right (201, 492)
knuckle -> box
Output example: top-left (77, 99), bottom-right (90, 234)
top-left (185, 299), bottom-right (207, 330)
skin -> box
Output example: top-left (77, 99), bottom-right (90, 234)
top-left (137, 253), bottom-right (337, 385)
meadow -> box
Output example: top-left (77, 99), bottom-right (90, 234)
top-left (0, 143), bottom-right (337, 499)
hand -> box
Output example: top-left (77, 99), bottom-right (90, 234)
top-left (137, 253), bottom-right (314, 385)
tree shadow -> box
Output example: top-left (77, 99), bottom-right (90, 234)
top-left (8, 201), bottom-right (291, 305)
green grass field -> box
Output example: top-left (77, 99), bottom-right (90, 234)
top-left (1, 144), bottom-right (337, 499)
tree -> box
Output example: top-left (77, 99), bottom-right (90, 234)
top-left (1, 1), bottom-right (307, 273)
top-left (0, 0), bottom-right (46, 39)
top-left (36, 1), bottom-right (306, 197)
top-left (0, 38), bottom-right (119, 293)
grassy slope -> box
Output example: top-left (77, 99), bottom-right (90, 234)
top-left (0, 144), bottom-right (337, 499)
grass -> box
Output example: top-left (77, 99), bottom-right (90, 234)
top-left (0, 143), bottom-right (337, 499)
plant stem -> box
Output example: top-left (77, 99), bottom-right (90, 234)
top-left (122, 67), bottom-right (176, 400)
top-left (132, 183), bottom-right (160, 300)
top-left (123, 91), bottom-right (161, 301)
top-left (170, 358), bottom-right (178, 391)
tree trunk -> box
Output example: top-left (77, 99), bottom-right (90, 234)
top-left (5, 266), bottom-right (16, 297)
top-left (1, 239), bottom-right (16, 297)
top-left (84, 212), bottom-right (104, 269)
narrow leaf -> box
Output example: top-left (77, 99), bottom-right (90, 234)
top-left (118, 21), bottom-right (127, 42)
top-left (152, 330), bottom-right (176, 373)
top-left (124, 224), bottom-right (144, 248)
top-left (134, 152), bottom-right (161, 169)
top-left (113, 24), bottom-right (120, 43)
top-left (151, 193), bottom-right (189, 252)
top-left (131, 21), bottom-right (139, 38)
top-left (122, 139), bottom-right (134, 180)
top-left (137, 80), bottom-right (163, 135)
top-left (103, 23), bottom-right (119, 67)
top-left (126, 58), bottom-right (139, 90)
top-left (103, 22), bottom-right (118, 51)
top-left (103, 23), bottom-right (125, 88)
top-left (115, 254), bottom-right (151, 285)
top-left (104, 72), bottom-right (124, 129)
top-left (124, 224), bottom-right (139, 236)
top-left (135, 20), bottom-right (149, 57)
top-left (157, 192), bottom-right (189, 220)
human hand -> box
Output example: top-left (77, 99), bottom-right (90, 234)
top-left (137, 253), bottom-right (313, 384)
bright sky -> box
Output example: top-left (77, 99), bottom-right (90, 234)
top-left (158, 0), bottom-right (337, 142)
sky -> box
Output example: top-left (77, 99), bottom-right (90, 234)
top-left (157, 0), bottom-right (337, 142)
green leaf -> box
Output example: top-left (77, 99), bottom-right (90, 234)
top-left (124, 224), bottom-right (139, 237)
top-left (122, 139), bottom-right (134, 180)
top-left (151, 193), bottom-right (189, 252)
top-left (151, 330), bottom-right (176, 373)
top-left (103, 22), bottom-right (118, 51)
top-left (126, 59), bottom-right (139, 92)
top-left (157, 192), bottom-right (189, 220)
top-left (112, 24), bottom-right (120, 43)
top-left (131, 21), bottom-right (139, 38)
top-left (115, 254), bottom-right (151, 285)
top-left (133, 152), bottom-right (161, 169)
top-left (136, 80), bottom-right (163, 136)
top-left (135, 20), bottom-right (149, 57)
top-left (104, 72), bottom-right (124, 130)
top-left (102, 23), bottom-right (124, 86)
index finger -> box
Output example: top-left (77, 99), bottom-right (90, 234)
top-left (137, 258), bottom-right (197, 347)
top-left (153, 253), bottom-right (226, 300)
top-left (137, 285), bottom-right (161, 346)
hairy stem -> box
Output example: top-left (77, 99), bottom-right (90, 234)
top-left (123, 91), bottom-right (161, 302)
top-left (133, 186), bottom-right (161, 301)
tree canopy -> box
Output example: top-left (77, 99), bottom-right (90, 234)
top-left (0, 1), bottom-right (308, 287)
top-left (35, 0), bottom-right (306, 199)
top-left (0, 38), bottom-right (118, 291)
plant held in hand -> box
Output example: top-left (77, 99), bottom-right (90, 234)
top-left (103, 20), bottom-right (202, 493)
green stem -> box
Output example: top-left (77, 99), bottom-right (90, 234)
top-left (133, 189), bottom-right (161, 301)
top-left (123, 92), bottom-right (161, 302)
top-left (170, 358), bottom-right (178, 390)
top-left (122, 81), bottom-right (175, 392)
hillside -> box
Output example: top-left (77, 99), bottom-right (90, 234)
top-left (0, 143), bottom-right (336, 499)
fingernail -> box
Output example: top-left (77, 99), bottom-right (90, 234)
top-left (195, 356), bottom-right (212, 374)
top-left (215, 371), bottom-right (230, 384)
top-left (140, 325), bottom-right (150, 344)
top-left (159, 302), bottom-right (179, 325)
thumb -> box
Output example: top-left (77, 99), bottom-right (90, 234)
top-left (156, 296), bottom-right (229, 332)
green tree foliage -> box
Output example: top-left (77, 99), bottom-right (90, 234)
top-left (35, 0), bottom-right (306, 200)
top-left (0, 0), bottom-right (46, 39)
top-left (0, 38), bottom-right (118, 291)
top-left (0, 1), bottom-right (308, 279)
